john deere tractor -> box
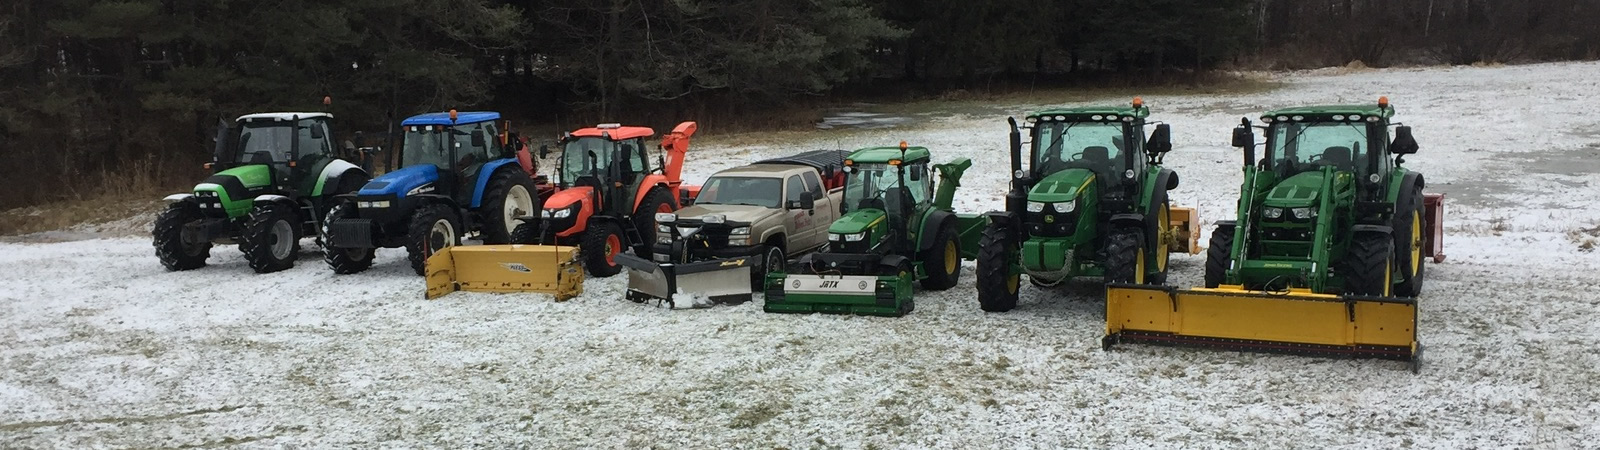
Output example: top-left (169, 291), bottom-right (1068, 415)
top-left (1104, 97), bottom-right (1443, 367)
top-left (322, 110), bottom-right (551, 275)
top-left (975, 98), bottom-right (1196, 312)
top-left (154, 112), bottom-right (371, 273)
top-left (763, 143), bottom-right (986, 317)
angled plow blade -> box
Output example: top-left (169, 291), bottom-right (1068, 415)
top-left (617, 253), bottom-right (754, 308)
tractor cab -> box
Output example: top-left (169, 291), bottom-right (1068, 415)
top-left (557, 124), bottom-right (658, 216)
top-left (394, 111), bottom-right (516, 204)
top-left (835, 144), bottom-right (935, 256)
top-left (211, 113), bottom-right (338, 196)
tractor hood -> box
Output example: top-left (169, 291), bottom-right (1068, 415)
top-left (1265, 172), bottom-right (1325, 207)
top-left (829, 209), bottom-right (886, 235)
top-left (673, 204), bottom-right (779, 225)
top-left (360, 165), bottom-right (439, 198)
top-left (201, 165), bottom-right (272, 190)
top-left (1028, 169), bottom-right (1095, 203)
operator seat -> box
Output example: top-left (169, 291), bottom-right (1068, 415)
top-left (1320, 146), bottom-right (1353, 170)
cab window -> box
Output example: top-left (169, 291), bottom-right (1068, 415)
top-left (906, 164), bottom-right (932, 204)
top-left (800, 171), bottom-right (824, 197)
top-left (785, 175), bottom-right (805, 205)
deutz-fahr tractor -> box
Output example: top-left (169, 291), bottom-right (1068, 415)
top-left (511, 122), bottom-right (698, 277)
top-left (1104, 97), bottom-right (1444, 368)
top-left (154, 111), bottom-right (371, 273)
top-left (763, 142), bottom-right (986, 317)
top-left (975, 98), bottom-right (1197, 312)
top-left (322, 110), bottom-right (551, 275)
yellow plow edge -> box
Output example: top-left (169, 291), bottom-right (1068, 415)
top-left (1104, 284), bottom-right (1419, 365)
top-left (425, 245), bottom-right (584, 301)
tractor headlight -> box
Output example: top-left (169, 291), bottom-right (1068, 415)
top-left (655, 213), bottom-right (676, 223)
top-left (828, 233), bottom-right (840, 242)
top-left (836, 232), bottom-right (867, 242)
top-left (1291, 207), bottom-right (1316, 220)
top-left (1263, 207), bottom-right (1284, 219)
top-left (543, 206), bottom-right (575, 219)
top-left (358, 201), bottom-right (390, 208)
top-left (703, 214), bottom-right (726, 224)
top-left (1026, 201), bottom-right (1046, 213)
top-left (1052, 201), bottom-right (1076, 213)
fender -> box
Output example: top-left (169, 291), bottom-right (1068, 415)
top-left (1388, 171), bottom-right (1425, 205)
top-left (164, 193), bottom-right (194, 202)
top-left (633, 174), bottom-right (675, 211)
top-left (984, 210), bottom-right (1019, 227)
top-left (1141, 168), bottom-right (1178, 253)
top-left (916, 210), bottom-right (955, 252)
top-left (254, 194), bottom-right (293, 204)
top-left (313, 159), bottom-right (369, 197)
top-left (879, 254), bottom-right (911, 272)
top-left (1109, 213), bottom-right (1146, 231)
top-left (468, 158), bottom-right (521, 208)
top-left (1352, 224), bottom-right (1393, 235)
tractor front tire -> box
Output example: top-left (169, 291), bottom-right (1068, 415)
top-left (406, 204), bottom-right (461, 276)
top-left (1393, 187), bottom-right (1428, 297)
top-left (242, 203), bottom-right (300, 274)
top-left (153, 202), bottom-right (211, 271)
top-left (754, 245), bottom-right (786, 290)
top-left (581, 220), bottom-right (626, 277)
top-left (322, 202), bottom-right (374, 274)
top-left (1147, 201), bottom-right (1172, 284)
top-left (480, 169), bottom-right (540, 244)
top-left (1103, 227), bottom-right (1146, 284)
top-left (1342, 232), bottom-right (1395, 296)
top-left (919, 223), bottom-right (962, 290)
top-left (1204, 223), bottom-right (1235, 288)
top-left (510, 220), bottom-right (539, 244)
top-left (975, 223), bottom-right (1020, 312)
top-left (632, 187), bottom-right (675, 256)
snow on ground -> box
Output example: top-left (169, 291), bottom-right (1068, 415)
top-left (4, 62), bottom-right (1600, 448)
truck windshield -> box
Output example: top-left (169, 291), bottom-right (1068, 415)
top-left (696, 176), bottom-right (782, 208)
top-left (842, 163), bottom-right (902, 214)
top-left (401, 125), bottom-right (459, 169)
top-left (236, 123), bottom-right (294, 164)
top-left (561, 137), bottom-right (614, 184)
top-left (1034, 121), bottom-right (1127, 181)
top-left (1267, 121), bottom-right (1369, 176)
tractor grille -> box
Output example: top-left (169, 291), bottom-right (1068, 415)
top-left (1026, 211), bottom-right (1078, 237)
top-left (194, 191), bottom-right (227, 216)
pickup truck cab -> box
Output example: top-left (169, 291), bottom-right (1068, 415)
top-left (654, 150), bottom-right (847, 280)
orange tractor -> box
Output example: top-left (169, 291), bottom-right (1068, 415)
top-left (512, 122), bottom-right (699, 276)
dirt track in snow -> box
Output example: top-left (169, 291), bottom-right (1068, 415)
top-left (4, 62), bottom-right (1600, 448)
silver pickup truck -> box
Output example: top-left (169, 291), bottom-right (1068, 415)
top-left (620, 150), bottom-right (847, 305)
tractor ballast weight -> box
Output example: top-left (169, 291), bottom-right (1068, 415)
top-left (1104, 97), bottom-right (1443, 370)
top-left (763, 144), bottom-right (985, 317)
top-left (424, 244), bottom-right (583, 301)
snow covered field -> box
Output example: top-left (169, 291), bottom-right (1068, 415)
top-left (4, 62), bottom-right (1600, 448)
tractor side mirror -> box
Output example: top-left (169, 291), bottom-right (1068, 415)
top-left (538, 144), bottom-right (550, 159)
top-left (908, 166), bottom-right (922, 182)
top-left (1231, 126), bottom-right (1254, 148)
top-left (1391, 126), bottom-right (1419, 155)
top-left (1147, 124), bottom-right (1173, 153)
top-left (470, 132), bottom-right (486, 148)
top-left (791, 191), bottom-right (816, 210)
top-left (309, 124), bottom-right (325, 139)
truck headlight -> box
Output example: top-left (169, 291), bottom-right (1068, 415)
top-left (703, 214), bottom-right (726, 224)
top-left (655, 213), bottom-right (676, 223)
top-left (657, 224), bottom-right (671, 233)
top-left (1292, 207), bottom-right (1316, 219)
top-left (731, 227), bottom-right (750, 235)
top-left (1052, 202), bottom-right (1075, 213)
top-left (728, 237), bottom-right (748, 246)
top-left (1263, 207), bottom-right (1283, 219)
top-left (1026, 201), bottom-right (1046, 213)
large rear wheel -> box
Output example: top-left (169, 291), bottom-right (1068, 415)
top-left (480, 169), bottom-right (540, 244)
top-left (975, 223), bottom-right (1020, 312)
top-left (322, 202), bottom-right (374, 274)
top-left (1393, 188), bottom-right (1428, 297)
top-left (919, 224), bottom-right (962, 290)
top-left (153, 202), bottom-right (211, 271)
top-left (242, 203), bottom-right (299, 274)
top-left (581, 220), bottom-right (626, 277)
top-left (1103, 227), bottom-right (1146, 284)
top-left (1342, 232), bottom-right (1395, 296)
top-left (1203, 223), bottom-right (1235, 288)
top-left (406, 204), bottom-right (461, 276)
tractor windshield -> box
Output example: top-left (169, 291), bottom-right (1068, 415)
top-left (400, 125), bottom-right (457, 169)
top-left (1267, 121), bottom-right (1370, 177)
top-left (236, 123), bottom-right (294, 164)
top-left (1034, 121), bottom-right (1129, 184)
top-left (561, 137), bottom-right (614, 184)
top-left (842, 163), bottom-right (910, 216)
top-left (695, 176), bottom-right (782, 208)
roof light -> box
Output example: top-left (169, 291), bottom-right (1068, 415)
top-left (899, 141), bottom-right (908, 150)
top-left (1091, 115), bottom-right (1103, 120)
top-left (322, 96), bottom-right (332, 106)
top-left (1366, 116), bottom-right (1380, 122)
top-left (1261, 117), bottom-right (1273, 123)
top-left (1332, 115), bottom-right (1345, 121)
top-left (1106, 114), bottom-right (1118, 121)
top-left (1276, 116), bottom-right (1289, 122)
top-left (597, 123), bottom-right (621, 129)
top-left (449, 109), bottom-right (458, 121)
top-left (1054, 115), bottom-right (1065, 121)
top-left (1026, 116), bottom-right (1038, 123)
top-left (1348, 114), bottom-right (1361, 121)
top-left (1378, 96), bottom-right (1390, 108)
top-left (888, 159), bottom-right (902, 166)
top-left (1292, 115), bottom-right (1305, 121)
top-left (1122, 116), bottom-right (1133, 122)
top-left (844, 159), bottom-right (853, 166)
top-left (1132, 96), bottom-right (1143, 108)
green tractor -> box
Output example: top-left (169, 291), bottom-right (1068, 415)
top-left (154, 112), bottom-right (372, 273)
top-left (975, 98), bottom-right (1195, 312)
top-left (762, 142), bottom-right (986, 317)
top-left (1103, 97), bottom-right (1442, 364)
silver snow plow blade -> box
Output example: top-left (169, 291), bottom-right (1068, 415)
top-left (616, 253), bottom-right (755, 308)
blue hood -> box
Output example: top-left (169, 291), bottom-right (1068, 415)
top-left (361, 165), bottom-right (439, 197)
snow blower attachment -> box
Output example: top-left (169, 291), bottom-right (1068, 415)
top-left (424, 244), bottom-right (584, 301)
top-left (1104, 98), bottom-right (1441, 372)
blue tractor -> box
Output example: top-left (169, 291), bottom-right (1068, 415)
top-left (322, 110), bottom-right (553, 275)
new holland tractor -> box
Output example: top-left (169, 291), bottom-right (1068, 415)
top-left (507, 122), bottom-right (699, 277)
top-left (763, 142), bottom-right (985, 317)
top-left (322, 110), bottom-right (551, 275)
top-left (1104, 97), bottom-right (1444, 369)
top-left (974, 98), bottom-right (1198, 312)
top-left (154, 111), bottom-right (371, 273)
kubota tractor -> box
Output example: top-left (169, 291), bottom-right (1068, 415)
top-left (511, 122), bottom-right (699, 277)
top-left (322, 110), bottom-right (552, 275)
top-left (154, 110), bottom-right (371, 273)
top-left (1104, 97), bottom-right (1444, 370)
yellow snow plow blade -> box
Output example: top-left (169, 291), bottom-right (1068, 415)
top-left (1168, 206), bottom-right (1202, 254)
top-left (425, 245), bottom-right (584, 301)
top-left (1104, 284), bottom-right (1419, 367)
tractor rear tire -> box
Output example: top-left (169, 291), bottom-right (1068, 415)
top-left (1204, 223), bottom-right (1235, 288)
top-left (919, 223), bottom-right (962, 290)
top-left (1393, 188), bottom-right (1428, 297)
top-left (153, 202), bottom-right (211, 271)
top-left (322, 202), bottom-right (374, 274)
top-left (581, 220), bottom-right (626, 277)
top-left (480, 169), bottom-right (540, 244)
top-left (1342, 232), bottom-right (1395, 296)
top-left (242, 203), bottom-right (300, 274)
top-left (975, 223), bottom-right (1020, 312)
top-left (1103, 227), bottom-right (1146, 284)
top-left (406, 204), bottom-right (461, 276)
top-left (632, 187), bottom-right (675, 256)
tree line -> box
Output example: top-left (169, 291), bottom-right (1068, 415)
top-left (1, 0), bottom-right (1596, 209)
